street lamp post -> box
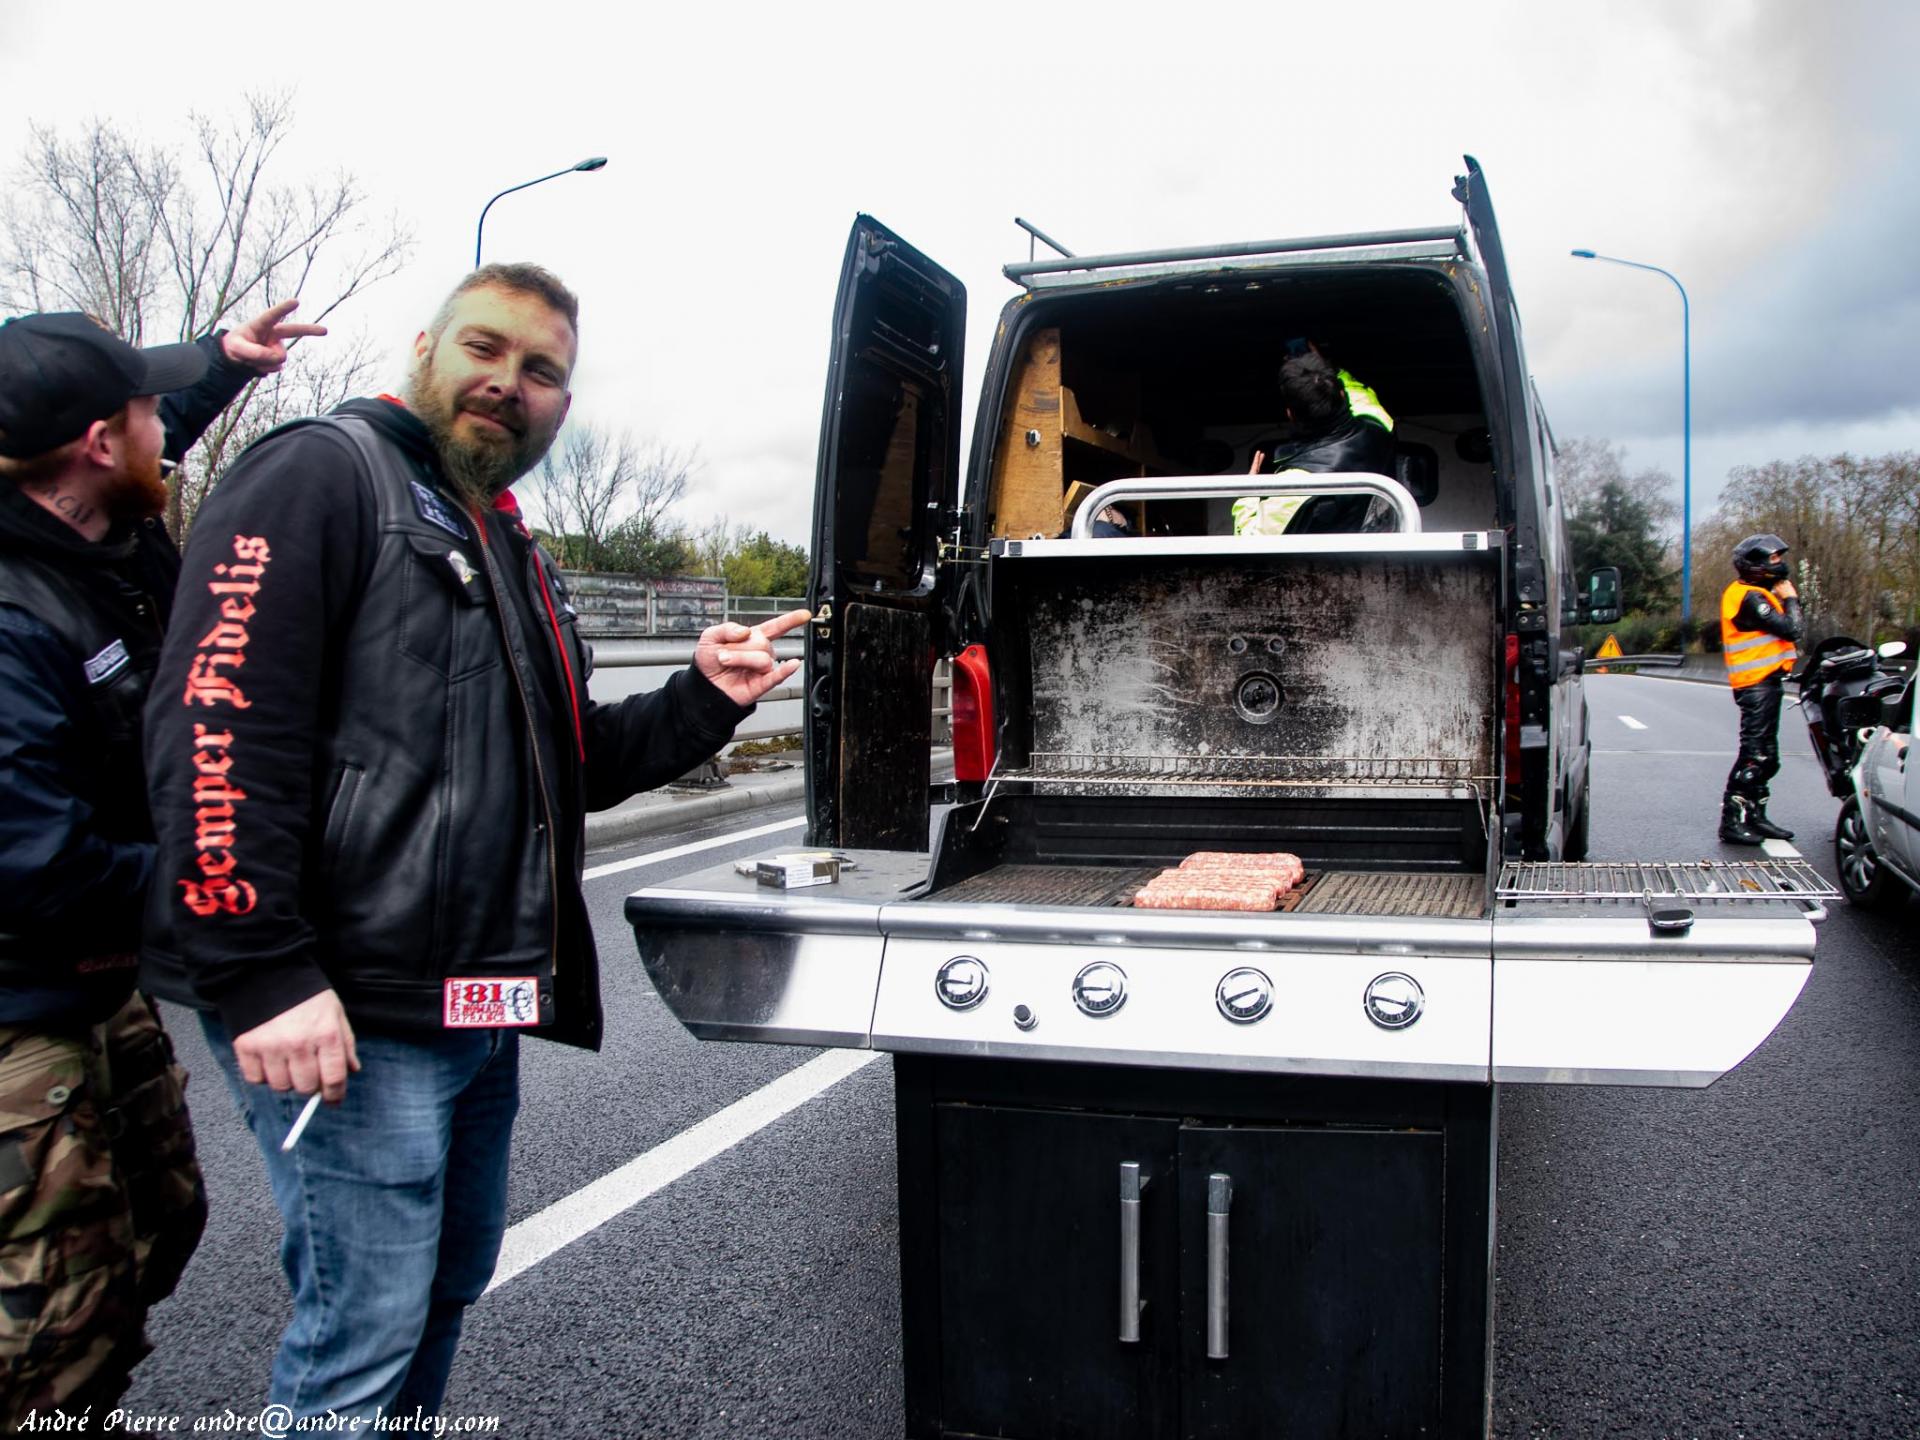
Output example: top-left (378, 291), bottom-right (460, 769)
top-left (475, 157), bottom-right (609, 268)
top-left (1570, 248), bottom-right (1692, 630)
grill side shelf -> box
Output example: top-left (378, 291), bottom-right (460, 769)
top-left (1495, 859), bottom-right (1838, 915)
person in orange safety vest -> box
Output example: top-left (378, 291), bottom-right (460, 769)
top-left (1719, 533), bottom-right (1804, 844)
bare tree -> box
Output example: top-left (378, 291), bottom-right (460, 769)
top-left (1696, 451), bottom-right (1920, 646)
top-left (687, 515), bottom-right (750, 579)
top-left (527, 424), bottom-right (697, 569)
top-left (0, 92), bottom-right (412, 537)
top-left (1554, 436), bottom-right (1679, 532)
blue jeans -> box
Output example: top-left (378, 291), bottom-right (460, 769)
top-left (201, 1013), bottom-right (520, 1420)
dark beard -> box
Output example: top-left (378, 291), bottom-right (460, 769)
top-left (405, 361), bottom-right (545, 506)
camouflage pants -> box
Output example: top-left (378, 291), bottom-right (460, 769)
top-left (0, 994), bottom-right (206, 1429)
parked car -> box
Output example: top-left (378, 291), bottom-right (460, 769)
top-left (1836, 645), bottom-right (1918, 909)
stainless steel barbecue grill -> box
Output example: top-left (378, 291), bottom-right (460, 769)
top-left (631, 528), bottom-right (1836, 1087)
top-left (628, 200), bottom-right (1843, 1440)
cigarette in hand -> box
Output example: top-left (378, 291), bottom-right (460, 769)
top-left (281, 1092), bottom-right (323, 1152)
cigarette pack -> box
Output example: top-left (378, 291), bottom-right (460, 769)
top-left (754, 853), bottom-right (843, 889)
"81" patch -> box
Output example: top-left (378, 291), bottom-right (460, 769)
top-left (443, 977), bottom-right (541, 1028)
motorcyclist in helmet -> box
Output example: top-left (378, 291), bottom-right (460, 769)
top-left (1718, 533), bottom-right (1804, 844)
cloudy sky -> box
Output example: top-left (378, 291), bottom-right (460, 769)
top-left (4, 0), bottom-right (1915, 545)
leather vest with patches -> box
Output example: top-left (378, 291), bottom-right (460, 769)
top-left (259, 416), bottom-right (587, 1032)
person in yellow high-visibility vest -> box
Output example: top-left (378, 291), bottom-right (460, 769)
top-left (1718, 533), bottom-right (1804, 844)
top-left (1233, 342), bottom-right (1395, 536)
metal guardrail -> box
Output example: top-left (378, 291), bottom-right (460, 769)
top-left (1594, 652), bottom-right (1685, 668)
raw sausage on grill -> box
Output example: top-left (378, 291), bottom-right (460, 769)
top-left (1133, 874), bottom-right (1285, 911)
top-left (1177, 851), bottom-right (1304, 888)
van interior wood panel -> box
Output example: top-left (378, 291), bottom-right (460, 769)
top-left (1018, 555), bottom-right (1498, 779)
top-left (837, 601), bottom-right (932, 849)
top-left (991, 327), bottom-right (1068, 540)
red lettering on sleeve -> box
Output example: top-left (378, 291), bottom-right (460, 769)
top-left (174, 537), bottom-right (273, 920)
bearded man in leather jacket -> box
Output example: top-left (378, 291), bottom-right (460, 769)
top-left (1718, 534), bottom-right (1804, 844)
top-left (142, 264), bottom-right (805, 1424)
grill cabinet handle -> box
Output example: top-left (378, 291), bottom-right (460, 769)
top-left (1119, 1162), bottom-right (1148, 1343)
top-left (1206, 1172), bottom-right (1232, 1360)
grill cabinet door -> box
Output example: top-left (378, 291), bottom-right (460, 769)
top-left (932, 1105), bottom-right (1178, 1440)
top-left (1178, 1125), bottom-right (1445, 1440)
top-left (805, 216), bottom-right (966, 850)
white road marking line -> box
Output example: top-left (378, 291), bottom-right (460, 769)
top-left (487, 1047), bottom-right (885, 1293)
top-left (583, 815), bottom-right (805, 881)
top-left (1619, 715), bottom-right (1648, 730)
top-left (1762, 838), bottom-right (1802, 859)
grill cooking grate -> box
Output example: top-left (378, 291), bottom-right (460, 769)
top-left (1495, 859), bottom-right (1839, 905)
top-left (933, 865), bottom-right (1163, 908)
top-left (1294, 871), bottom-right (1484, 918)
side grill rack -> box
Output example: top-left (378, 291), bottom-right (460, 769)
top-left (1496, 859), bottom-right (1838, 910)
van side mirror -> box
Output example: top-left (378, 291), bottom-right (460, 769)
top-left (1580, 567), bottom-right (1621, 625)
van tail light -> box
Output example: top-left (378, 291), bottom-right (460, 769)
top-left (1504, 632), bottom-right (1523, 787)
top-left (950, 644), bottom-right (996, 783)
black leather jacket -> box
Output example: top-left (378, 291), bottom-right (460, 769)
top-left (1270, 416), bottom-right (1398, 534)
top-left (142, 401), bottom-right (750, 1049)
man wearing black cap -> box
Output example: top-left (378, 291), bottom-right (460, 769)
top-left (0, 301), bottom-right (323, 1421)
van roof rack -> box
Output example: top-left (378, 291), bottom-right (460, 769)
top-left (1003, 224), bottom-right (1467, 288)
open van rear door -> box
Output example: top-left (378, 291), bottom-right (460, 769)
top-left (805, 216), bottom-right (967, 849)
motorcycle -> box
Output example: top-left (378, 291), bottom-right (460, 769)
top-left (1798, 635), bottom-right (1910, 797)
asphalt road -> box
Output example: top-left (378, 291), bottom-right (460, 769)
top-left (125, 673), bottom-right (1920, 1438)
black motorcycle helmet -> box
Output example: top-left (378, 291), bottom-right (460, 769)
top-left (1733, 533), bottom-right (1791, 585)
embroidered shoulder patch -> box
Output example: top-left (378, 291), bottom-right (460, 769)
top-left (410, 481), bottom-right (469, 539)
top-left (84, 639), bottom-right (131, 685)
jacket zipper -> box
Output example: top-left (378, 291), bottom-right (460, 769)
top-left (471, 509), bottom-right (562, 976)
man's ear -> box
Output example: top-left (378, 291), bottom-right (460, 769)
top-left (79, 419), bottom-right (118, 470)
top-left (413, 329), bottom-right (432, 367)
top-left (559, 391), bottom-right (572, 428)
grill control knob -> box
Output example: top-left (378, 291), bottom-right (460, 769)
top-left (1216, 967), bottom-right (1273, 1024)
top-left (1363, 972), bottom-right (1425, 1030)
top-left (1072, 962), bottom-right (1128, 1017)
top-left (935, 956), bottom-right (989, 1011)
